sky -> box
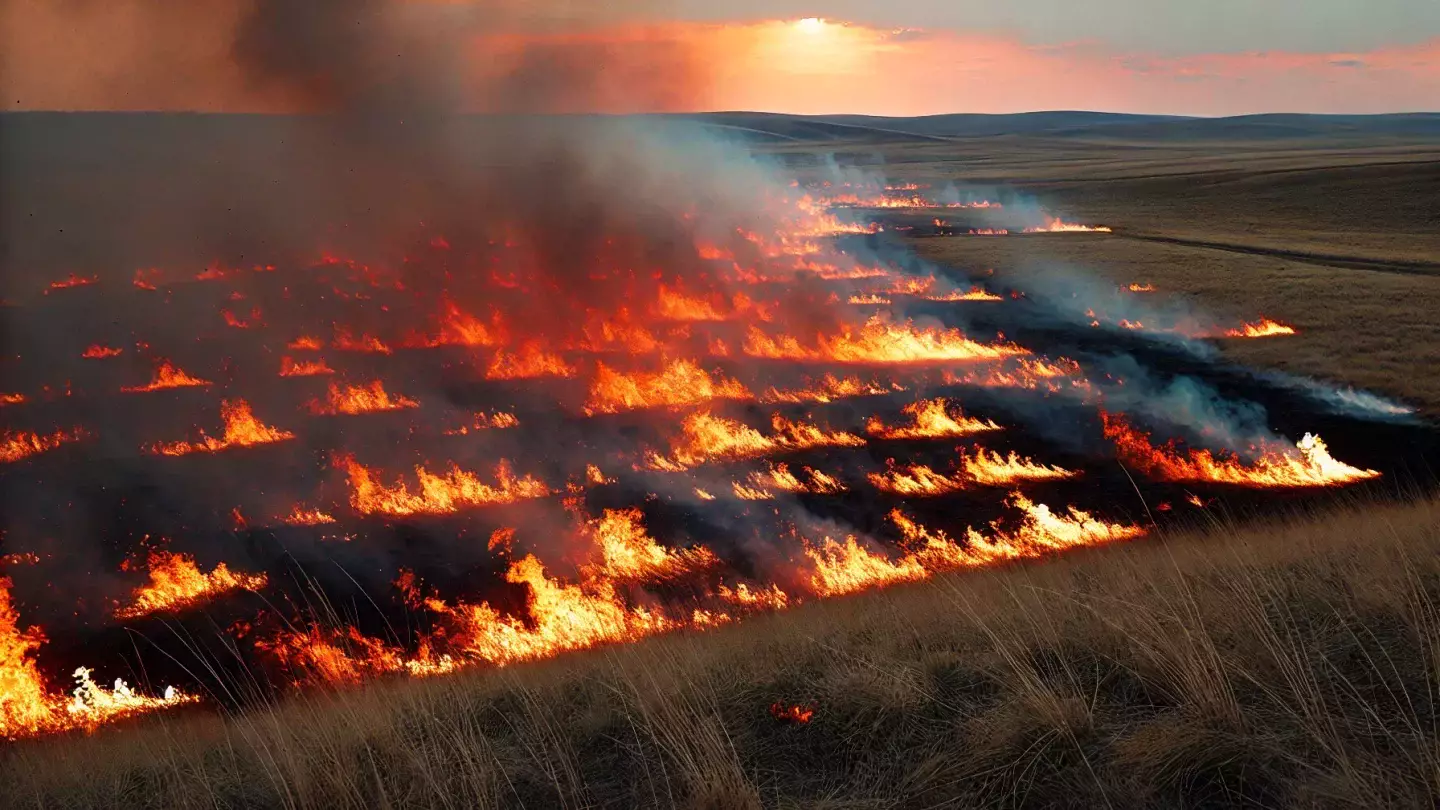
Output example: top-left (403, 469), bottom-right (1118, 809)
top-left (2, 0), bottom-right (1437, 116)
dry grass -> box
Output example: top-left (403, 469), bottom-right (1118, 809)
top-left (7, 496), bottom-right (1440, 808)
top-left (805, 138), bottom-right (1440, 413)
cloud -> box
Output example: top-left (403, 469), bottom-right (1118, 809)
top-left (3, 4), bottom-right (1438, 115)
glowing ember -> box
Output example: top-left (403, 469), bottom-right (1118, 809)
top-left (282, 507), bottom-right (338, 526)
top-left (341, 456), bottom-right (551, 516)
top-left (645, 411), bottom-right (864, 471)
top-left (279, 356), bottom-right (335, 377)
top-left (0, 393), bottom-right (26, 407)
top-left (148, 400), bottom-right (295, 456)
top-left (115, 551), bottom-right (268, 619)
top-left (1, 429), bottom-right (85, 464)
top-left (1103, 413), bottom-right (1380, 487)
top-left (443, 412), bottom-right (521, 435)
top-left (769, 702), bottom-right (816, 724)
top-left (1127, 283), bottom-right (1156, 293)
top-left (866, 398), bottom-right (1001, 440)
top-left (82, 345), bottom-right (123, 359)
top-left (744, 317), bottom-right (1027, 364)
top-left (122, 360), bottom-right (212, 393)
top-left (585, 359), bottom-right (751, 414)
top-left (46, 274), bottom-right (98, 293)
top-left (308, 380), bottom-right (419, 415)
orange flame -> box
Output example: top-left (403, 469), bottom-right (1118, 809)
top-left (148, 400), bottom-right (295, 456)
top-left (45, 274), bottom-right (98, 293)
top-left (1, 577), bottom-right (194, 739)
top-left (924, 286), bottom-right (1003, 302)
top-left (1, 429), bottom-right (85, 464)
top-left (485, 342), bottom-right (576, 380)
top-left (282, 507), bottom-right (338, 526)
top-left (0, 393), bottom-right (26, 408)
top-left (442, 412), bottom-right (520, 435)
top-left (82, 345), bottom-right (123, 359)
top-left (1222, 318), bottom-right (1297, 339)
top-left (279, 356), bottom-right (335, 377)
top-left (645, 411), bottom-right (864, 471)
top-left (341, 456), bottom-right (551, 516)
top-left (761, 374), bottom-right (902, 404)
top-left (958, 447), bottom-right (1078, 486)
top-left (847, 294), bottom-right (892, 305)
top-left (585, 359), bottom-right (751, 414)
top-left (332, 328), bottom-right (393, 354)
top-left (115, 551), bottom-right (267, 619)
top-left (744, 317), bottom-right (1027, 364)
top-left (1102, 413), bottom-right (1380, 487)
top-left (1127, 283), bottom-right (1156, 293)
top-left (1023, 217), bottom-right (1112, 233)
top-left (308, 381), bottom-right (420, 416)
top-left (769, 702), bottom-right (815, 724)
top-left (866, 398), bottom-right (1001, 440)
top-left (287, 335), bottom-right (324, 351)
top-left (122, 360), bottom-right (212, 393)
top-left (582, 508), bottom-right (718, 582)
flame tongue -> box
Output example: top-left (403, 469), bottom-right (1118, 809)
top-left (1103, 413), bottom-right (1380, 487)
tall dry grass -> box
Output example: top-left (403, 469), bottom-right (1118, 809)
top-left (7, 496), bottom-right (1440, 808)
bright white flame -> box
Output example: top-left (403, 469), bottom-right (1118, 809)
top-left (795, 17), bottom-right (826, 34)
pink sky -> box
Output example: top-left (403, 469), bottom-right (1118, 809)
top-left (3, 7), bottom-right (1437, 115)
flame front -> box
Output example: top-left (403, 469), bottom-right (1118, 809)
top-left (1103, 413), bottom-right (1380, 487)
top-left (744, 317), bottom-right (1027, 364)
top-left (115, 552), bottom-right (268, 619)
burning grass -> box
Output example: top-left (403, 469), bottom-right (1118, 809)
top-left (1103, 413), bottom-right (1381, 487)
top-left (12, 495), bottom-right (1440, 807)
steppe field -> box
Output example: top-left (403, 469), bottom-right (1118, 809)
top-left (5, 113), bottom-right (1440, 809)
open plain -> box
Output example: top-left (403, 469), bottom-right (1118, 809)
top-left (3, 112), bottom-right (1440, 809)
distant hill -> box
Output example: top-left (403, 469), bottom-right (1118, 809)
top-left (673, 111), bottom-right (1440, 143)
